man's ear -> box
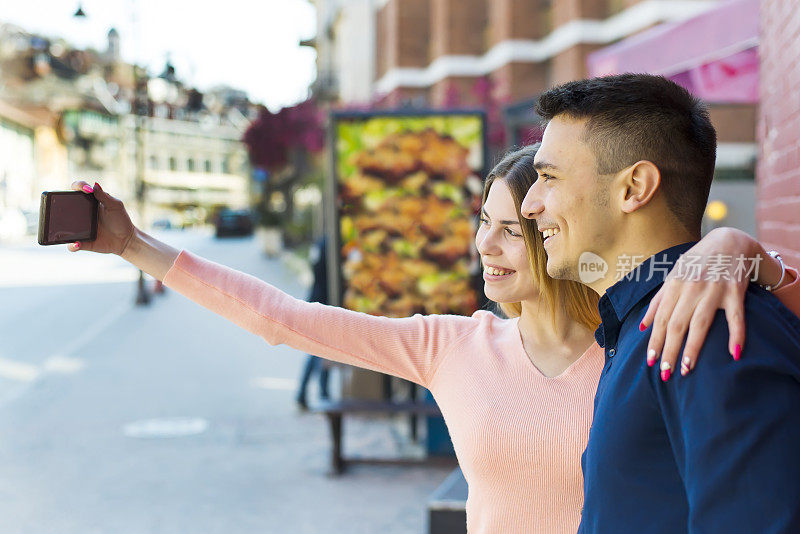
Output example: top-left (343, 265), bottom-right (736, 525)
top-left (620, 160), bottom-right (660, 214)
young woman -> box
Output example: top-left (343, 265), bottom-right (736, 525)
top-left (67, 145), bottom-right (800, 533)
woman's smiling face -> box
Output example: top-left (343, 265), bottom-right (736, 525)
top-left (475, 178), bottom-right (538, 304)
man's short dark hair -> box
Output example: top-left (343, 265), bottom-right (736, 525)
top-left (535, 73), bottom-right (717, 235)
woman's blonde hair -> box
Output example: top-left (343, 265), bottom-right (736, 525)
top-left (481, 144), bottom-right (601, 331)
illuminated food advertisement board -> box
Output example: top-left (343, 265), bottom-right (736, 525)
top-left (330, 111), bottom-right (486, 318)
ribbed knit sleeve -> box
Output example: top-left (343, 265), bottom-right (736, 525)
top-left (161, 249), bottom-right (477, 388)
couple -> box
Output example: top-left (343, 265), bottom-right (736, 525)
top-left (68, 74), bottom-right (800, 533)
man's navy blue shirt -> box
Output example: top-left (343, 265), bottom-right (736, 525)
top-left (579, 242), bottom-right (800, 533)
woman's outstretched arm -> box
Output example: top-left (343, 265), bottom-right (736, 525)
top-left (67, 180), bottom-right (475, 389)
top-left (159, 248), bottom-right (475, 388)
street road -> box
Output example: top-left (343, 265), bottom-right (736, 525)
top-left (0, 229), bottom-right (451, 534)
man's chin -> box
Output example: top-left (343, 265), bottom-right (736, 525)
top-left (547, 259), bottom-right (577, 282)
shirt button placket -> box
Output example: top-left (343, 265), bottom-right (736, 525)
top-left (600, 348), bottom-right (616, 378)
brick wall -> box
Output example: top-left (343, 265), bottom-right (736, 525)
top-left (488, 0), bottom-right (545, 46)
top-left (551, 44), bottom-right (604, 85)
top-left (376, 2), bottom-right (390, 79)
top-left (552, 0), bottom-right (608, 29)
top-left (375, 0), bottom-right (430, 80)
top-left (398, 0), bottom-right (431, 67)
top-left (490, 62), bottom-right (549, 103)
top-left (757, 0), bottom-right (800, 265)
top-left (430, 0), bottom-right (487, 59)
top-left (430, 76), bottom-right (481, 107)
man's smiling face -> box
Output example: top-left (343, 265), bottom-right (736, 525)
top-left (521, 114), bottom-right (615, 282)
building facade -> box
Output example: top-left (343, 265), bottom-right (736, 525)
top-left (0, 108), bottom-right (35, 239)
top-left (0, 23), bottom-right (255, 239)
top-left (133, 115), bottom-right (251, 227)
top-left (309, 0), bottom-right (763, 236)
top-left (371, 0), bottom-right (717, 106)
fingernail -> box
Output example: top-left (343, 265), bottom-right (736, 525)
top-left (82, 185), bottom-right (93, 193)
top-left (647, 349), bottom-right (657, 366)
top-left (733, 344), bottom-right (742, 361)
top-left (74, 241), bottom-right (81, 249)
top-left (660, 361), bottom-right (672, 382)
top-left (639, 321), bottom-right (646, 331)
top-left (681, 356), bottom-right (692, 376)
top-left (94, 182), bottom-right (100, 191)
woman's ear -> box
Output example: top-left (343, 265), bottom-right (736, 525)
top-left (620, 160), bottom-right (661, 214)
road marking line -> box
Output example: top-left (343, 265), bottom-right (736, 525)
top-left (0, 301), bottom-right (130, 409)
top-left (123, 417), bottom-right (209, 438)
top-left (43, 355), bottom-right (86, 374)
top-left (0, 358), bottom-right (39, 382)
top-left (251, 376), bottom-right (298, 391)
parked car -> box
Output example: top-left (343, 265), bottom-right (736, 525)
top-left (214, 209), bottom-right (255, 238)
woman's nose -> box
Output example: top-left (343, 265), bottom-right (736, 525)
top-left (476, 229), bottom-right (501, 256)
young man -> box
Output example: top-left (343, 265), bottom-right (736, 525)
top-left (521, 74), bottom-right (800, 532)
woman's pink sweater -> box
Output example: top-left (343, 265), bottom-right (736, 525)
top-left (162, 250), bottom-right (800, 534)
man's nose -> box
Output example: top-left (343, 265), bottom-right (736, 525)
top-left (520, 183), bottom-right (544, 220)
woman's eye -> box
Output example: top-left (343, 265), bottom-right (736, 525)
top-left (505, 228), bottom-right (521, 237)
top-left (541, 174), bottom-right (553, 182)
top-left (479, 217), bottom-right (489, 226)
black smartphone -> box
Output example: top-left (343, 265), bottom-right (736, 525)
top-left (38, 190), bottom-right (99, 246)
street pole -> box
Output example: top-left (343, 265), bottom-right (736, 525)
top-left (72, 3), bottom-right (150, 305)
top-left (133, 64), bottom-right (150, 306)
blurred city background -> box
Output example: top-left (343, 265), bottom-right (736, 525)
top-left (0, 0), bottom-right (798, 532)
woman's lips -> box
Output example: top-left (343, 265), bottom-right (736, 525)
top-left (483, 266), bottom-right (516, 281)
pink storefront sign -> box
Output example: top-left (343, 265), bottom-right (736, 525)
top-left (587, 0), bottom-right (759, 103)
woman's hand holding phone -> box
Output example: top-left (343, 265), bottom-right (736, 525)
top-left (67, 180), bottom-right (181, 281)
top-left (67, 181), bottom-right (136, 256)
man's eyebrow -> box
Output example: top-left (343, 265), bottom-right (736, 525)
top-left (533, 161), bottom-right (559, 172)
top-left (481, 207), bottom-right (521, 226)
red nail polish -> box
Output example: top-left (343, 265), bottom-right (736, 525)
top-left (661, 369), bottom-right (671, 381)
top-left (734, 344), bottom-right (742, 361)
top-left (74, 241), bottom-right (81, 249)
top-left (94, 182), bottom-right (100, 190)
top-left (639, 322), bottom-right (646, 331)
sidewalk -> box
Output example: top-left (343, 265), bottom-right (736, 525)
top-left (0, 230), bottom-right (453, 533)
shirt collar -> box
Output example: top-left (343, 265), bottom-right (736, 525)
top-left (594, 241), bottom-right (699, 347)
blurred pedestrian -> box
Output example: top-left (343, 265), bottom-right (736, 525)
top-left (295, 236), bottom-right (331, 410)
